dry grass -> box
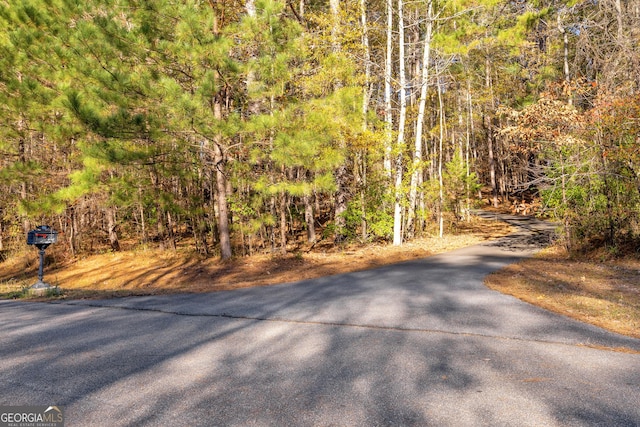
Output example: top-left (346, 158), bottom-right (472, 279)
top-left (485, 246), bottom-right (640, 339)
top-left (4, 213), bottom-right (639, 340)
top-left (1, 215), bottom-right (512, 300)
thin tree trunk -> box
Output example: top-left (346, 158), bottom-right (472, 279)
top-left (393, 0), bottom-right (407, 246)
top-left (138, 197), bottom-right (147, 243)
top-left (487, 117), bottom-right (498, 208)
top-left (614, 0), bottom-right (623, 41)
top-left (329, 0), bottom-right (340, 50)
top-left (303, 195), bottom-right (316, 243)
top-left (437, 69), bottom-right (445, 238)
top-left (245, 0), bottom-right (261, 116)
top-left (334, 163), bottom-right (348, 243)
top-left (245, 0), bottom-right (255, 16)
top-left (279, 192), bottom-right (287, 253)
top-left (361, 0), bottom-right (371, 128)
top-left (407, 0), bottom-right (433, 237)
top-left (329, 0), bottom-right (348, 243)
top-left (557, 14), bottom-right (571, 105)
top-left (359, 158), bottom-right (368, 241)
top-left (106, 207), bottom-right (120, 251)
top-left (465, 78), bottom-right (474, 221)
top-left (360, 0), bottom-right (371, 240)
top-left (69, 207), bottom-right (78, 257)
top-left (209, 8), bottom-right (232, 260)
top-left (166, 211), bottom-right (176, 251)
top-left (560, 152), bottom-right (571, 251)
top-left (150, 169), bottom-right (170, 249)
top-left (483, 56), bottom-right (499, 208)
top-left (384, 0), bottom-right (393, 176)
top-left (18, 134), bottom-right (29, 234)
top-left (213, 141), bottom-right (232, 259)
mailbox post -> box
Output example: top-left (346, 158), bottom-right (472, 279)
top-left (27, 225), bottom-right (58, 291)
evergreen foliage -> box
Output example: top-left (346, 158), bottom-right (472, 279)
top-left (0, 0), bottom-right (638, 258)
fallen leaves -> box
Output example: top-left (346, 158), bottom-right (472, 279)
top-left (485, 247), bottom-right (640, 339)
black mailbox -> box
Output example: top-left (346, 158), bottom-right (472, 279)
top-left (27, 225), bottom-right (58, 291)
top-left (27, 226), bottom-right (58, 248)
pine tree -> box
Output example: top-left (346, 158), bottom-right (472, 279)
top-left (0, 0), bottom-right (79, 249)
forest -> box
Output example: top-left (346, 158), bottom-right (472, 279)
top-left (1, 0), bottom-right (639, 260)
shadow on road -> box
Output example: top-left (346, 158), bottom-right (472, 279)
top-left (1, 212), bottom-right (639, 426)
top-left (1, 299), bottom-right (639, 426)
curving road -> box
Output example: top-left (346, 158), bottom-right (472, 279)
top-left (1, 213), bottom-right (639, 426)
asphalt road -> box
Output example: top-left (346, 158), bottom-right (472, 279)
top-left (1, 214), bottom-right (639, 426)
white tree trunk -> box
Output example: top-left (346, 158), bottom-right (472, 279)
top-left (614, 0), bottom-right (623, 40)
top-left (330, 0), bottom-right (340, 51)
top-left (557, 13), bottom-right (571, 105)
top-left (393, 0), bottom-right (406, 246)
top-left (359, 0), bottom-right (371, 240)
top-left (384, 0), bottom-right (393, 176)
top-left (436, 62), bottom-right (445, 239)
top-left (361, 0), bottom-right (371, 130)
top-left (245, 0), bottom-right (255, 16)
top-left (465, 79), bottom-right (474, 221)
top-left (406, 0), bottom-right (433, 236)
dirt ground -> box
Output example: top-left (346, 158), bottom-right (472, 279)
top-left (486, 245), bottom-right (640, 339)
top-left (1, 216), bottom-right (512, 299)
top-left (3, 213), bottom-right (639, 340)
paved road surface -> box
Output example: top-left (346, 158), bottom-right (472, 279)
top-left (1, 213), bottom-right (639, 426)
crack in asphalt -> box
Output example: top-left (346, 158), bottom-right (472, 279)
top-left (57, 300), bottom-right (640, 354)
top-left (47, 213), bottom-right (638, 355)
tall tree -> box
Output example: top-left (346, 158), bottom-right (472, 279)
top-left (392, 0), bottom-right (407, 246)
top-left (406, 0), bottom-right (433, 237)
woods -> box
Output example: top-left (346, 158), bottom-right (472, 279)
top-left (1, 0), bottom-right (639, 260)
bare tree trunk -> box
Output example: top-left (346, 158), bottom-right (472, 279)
top-left (150, 169), bottom-right (169, 249)
top-left (384, 0), bottom-right (393, 176)
top-left (334, 164), bottom-right (348, 243)
top-left (407, 0), bottom-right (433, 237)
top-left (487, 117), bottom-right (498, 208)
top-left (303, 195), bottom-right (316, 243)
top-left (213, 141), bottom-right (232, 259)
top-left (560, 152), bottom-right (572, 251)
top-left (69, 207), bottom-right (78, 257)
top-left (138, 195), bottom-right (147, 243)
top-left (245, 0), bottom-right (261, 116)
top-left (393, 0), bottom-right (407, 246)
top-left (485, 57), bottom-right (498, 208)
top-left (465, 78), bottom-right (474, 221)
top-left (437, 68), bottom-right (445, 238)
top-left (209, 9), bottom-right (232, 260)
top-left (165, 211), bottom-right (176, 251)
top-left (245, 0), bottom-right (255, 16)
top-left (106, 207), bottom-right (120, 251)
top-left (557, 13), bottom-right (572, 104)
top-left (18, 133), bottom-right (30, 234)
top-left (361, 0), bottom-right (371, 128)
top-left (329, 0), bottom-right (341, 55)
top-left (359, 0), bottom-right (371, 240)
top-left (614, 0), bottom-right (623, 40)
top-left (329, 0), bottom-right (349, 242)
top-left (358, 157), bottom-right (368, 241)
top-left (279, 192), bottom-right (287, 253)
